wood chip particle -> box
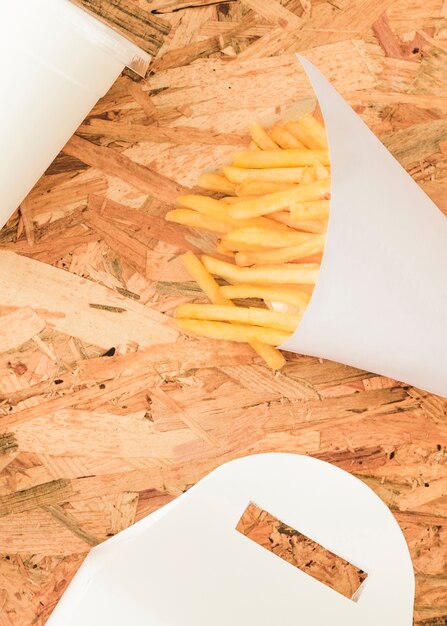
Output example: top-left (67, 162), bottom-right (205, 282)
top-left (43, 504), bottom-right (101, 547)
top-left (19, 198), bottom-right (35, 246)
top-left (88, 304), bottom-right (127, 313)
top-left (0, 479), bottom-right (75, 518)
top-left (0, 308), bottom-right (45, 353)
top-left (63, 135), bottom-right (189, 203)
top-left (0, 251), bottom-right (178, 350)
top-left (372, 13), bottom-right (405, 59)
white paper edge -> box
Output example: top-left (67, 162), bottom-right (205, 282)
top-left (279, 55), bottom-right (447, 398)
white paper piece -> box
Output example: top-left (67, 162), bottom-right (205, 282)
top-left (0, 0), bottom-right (150, 230)
top-left (279, 56), bottom-right (447, 398)
top-left (47, 453), bottom-right (414, 626)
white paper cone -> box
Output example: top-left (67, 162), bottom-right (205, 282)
top-left (280, 56), bottom-right (447, 398)
top-left (0, 0), bottom-right (150, 230)
top-left (46, 453), bottom-right (414, 625)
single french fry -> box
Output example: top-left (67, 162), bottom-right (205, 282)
top-left (226, 226), bottom-right (322, 249)
top-left (221, 195), bottom-right (261, 203)
top-left (177, 194), bottom-right (285, 231)
top-left (182, 252), bottom-right (285, 369)
top-left (219, 284), bottom-right (311, 309)
top-left (166, 209), bottom-right (228, 233)
top-left (220, 238), bottom-right (277, 252)
top-left (176, 318), bottom-right (290, 346)
top-left (202, 255), bottom-right (320, 284)
top-left (176, 304), bottom-right (300, 332)
top-left (233, 149), bottom-right (330, 168)
top-left (313, 159), bottom-right (330, 180)
top-left (235, 237), bottom-right (325, 266)
top-left (299, 114), bottom-right (328, 149)
top-left (299, 252), bottom-right (324, 264)
top-left (285, 120), bottom-right (321, 150)
top-left (223, 200), bottom-right (317, 231)
top-left (234, 249), bottom-right (323, 267)
top-left (291, 220), bottom-right (328, 234)
top-left (227, 179), bottom-right (331, 219)
top-left (236, 180), bottom-right (299, 196)
top-left (178, 194), bottom-right (232, 221)
top-left (290, 200), bottom-right (330, 221)
top-left (198, 172), bottom-right (236, 195)
top-left (301, 167), bottom-right (316, 184)
top-left (183, 251), bottom-right (231, 306)
top-left (269, 211), bottom-right (328, 234)
top-left (223, 166), bottom-right (305, 184)
top-left (249, 122), bottom-right (280, 150)
top-left (216, 240), bottom-right (235, 258)
top-left (178, 195), bottom-right (225, 211)
top-left (261, 282), bottom-right (315, 295)
top-left (269, 124), bottom-right (305, 149)
top-left (250, 341), bottom-right (286, 368)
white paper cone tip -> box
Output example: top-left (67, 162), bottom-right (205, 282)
top-left (46, 454), bottom-right (415, 625)
top-left (280, 56), bottom-right (447, 398)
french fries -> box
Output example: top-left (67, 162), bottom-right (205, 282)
top-left (289, 200), bottom-right (330, 221)
top-left (219, 284), bottom-right (311, 309)
top-left (221, 195), bottom-right (261, 204)
top-left (223, 166), bottom-right (305, 184)
top-left (269, 210), bottom-right (328, 233)
top-left (235, 238), bottom-right (325, 266)
top-left (220, 239), bottom-right (278, 252)
top-left (181, 251), bottom-right (286, 369)
top-left (313, 160), bottom-right (330, 180)
top-left (285, 115), bottom-right (328, 150)
top-left (216, 241), bottom-right (235, 258)
top-left (225, 226), bottom-right (322, 249)
top-left (227, 179), bottom-right (331, 219)
top-left (165, 114), bottom-right (331, 369)
top-left (198, 172), bottom-right (236, 195)
top-left (236, 180), bottom-right (299, 196)
top-left (176, 303), bottom-right (301, 332)
top-left (165, 209), bottom-right (228, 233)
top-left (177, 194), bottom-right (288, 231)
top-left (233, 149), bottom-right (330, 168)
top-left (250, 122), bottom-right (280, 150)
top-left (176, 319), bottom-right (290, 346)
top-left (269, 123), bottom-right (305, 149)
top-left (297, 114), bottom-right (328, 149)
top-left (202, 255), bottom-right (320, 285)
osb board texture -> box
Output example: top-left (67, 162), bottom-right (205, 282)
top-left (0, 1), bottom-right (447, 624)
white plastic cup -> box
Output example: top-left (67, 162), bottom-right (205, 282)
top-left (0, 0), bottom-right (150, 230)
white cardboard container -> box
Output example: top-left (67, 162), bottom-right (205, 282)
top-left (279, 56), bottom-right (447, 398)
top-left (0, 0), bottom-right (150, 229)
top-left (46, 453), bottom-right (415, 625)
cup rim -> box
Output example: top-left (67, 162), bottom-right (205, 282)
top-left (44, 0), bottom-right (151, 77)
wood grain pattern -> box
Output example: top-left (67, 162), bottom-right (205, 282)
top-left (0, 1), bottom-right (447, 624)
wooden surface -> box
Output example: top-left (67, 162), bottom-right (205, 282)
top-left (1, 1), bottom-right (447, 624)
